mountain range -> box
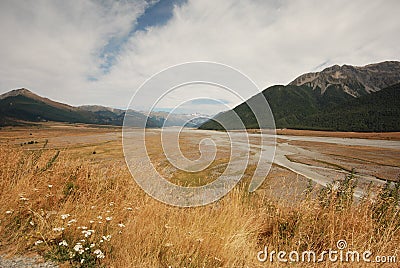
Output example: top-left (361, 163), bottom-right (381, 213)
top-left (199, 61), bottom-right (400, 132)
top-left (0, 88), bottom-right (208, 128)
top-left (1, 61), bottom-right (399, 131)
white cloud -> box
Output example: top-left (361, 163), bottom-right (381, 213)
top-left (0, 0), bottom-right (399, 113)
top-left (0, 0), bottom-right (147, 103)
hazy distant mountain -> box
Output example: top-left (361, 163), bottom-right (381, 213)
top-left (200, 61), bottom-right (400, 132)
top-left (150, 111), bottom-right (210, 127)
top-left (0, 88), bottom-right (158, 127)
top-left (290, 61), bottom-right (400, 97)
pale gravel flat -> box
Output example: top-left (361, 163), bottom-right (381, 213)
top-left (0, 255), bottom-right (58, 268)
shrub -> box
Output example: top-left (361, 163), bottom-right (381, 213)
top-left (318, 170), bottom-right (357, 210)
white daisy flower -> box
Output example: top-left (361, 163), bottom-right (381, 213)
top-left (93, 249), bottom-right (105, 259)
top-left (67, 219), bottom-right (77, 225)
top-left (34, 240), bottom-right (43, 246)
top-left (102, 235), bottom-right (111, 241)
top-left (58, 240), bottom-right (68, 247)
top-left (61, 214), bottom-right (70, 220)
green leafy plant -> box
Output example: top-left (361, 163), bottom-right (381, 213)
top-left (318, 170), bottom-right (357, 210)
top-left (372, 181), bottom-right (400, 230)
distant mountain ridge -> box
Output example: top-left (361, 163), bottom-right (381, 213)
top-left (149, 111), bottom-right (209, 127)
top-left (79, 105), bottom-right (125, 115)
top-left (0, 88), bottom-right (209, 127)
top-left (199, 61), bottom-right (400, 132)
top-left (0, 88), bottom-right (127, 126)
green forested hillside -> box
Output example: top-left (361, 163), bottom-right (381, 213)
top-left (302, 83), bottom-right (400, 131)
top-left (199, 83), bottom-right (400, 132)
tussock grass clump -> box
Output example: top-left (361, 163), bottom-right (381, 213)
top-left (0, 146), bottom-right (399, 267)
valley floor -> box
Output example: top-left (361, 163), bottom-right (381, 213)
top-left (0, 123), bottom-right (399, 267)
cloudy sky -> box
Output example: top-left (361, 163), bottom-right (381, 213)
top-left (0, 0), bottom-right (399, 114)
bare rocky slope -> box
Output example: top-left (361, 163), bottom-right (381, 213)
top-left (289, 61), bottom-right (400, 97)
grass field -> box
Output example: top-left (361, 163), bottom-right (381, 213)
top-left (0, 124), bottom-right (399, 267)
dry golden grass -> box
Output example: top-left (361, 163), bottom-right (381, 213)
top-left (0, 126), bottom-right (399, 267)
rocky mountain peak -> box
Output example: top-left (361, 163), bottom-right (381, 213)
top-left (0, 88), bottom-right (35, 99)
top-left (289, 61), bottom-right (400, 97)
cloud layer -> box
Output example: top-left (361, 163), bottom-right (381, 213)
top-left (1, 0), bottom-right (399, 113)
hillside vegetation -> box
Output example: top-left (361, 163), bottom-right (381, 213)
top-left (199, 83), bottom-right (400, 132)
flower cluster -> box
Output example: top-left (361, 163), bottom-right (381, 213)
top-left (32, 212), bottom-right (122, 267)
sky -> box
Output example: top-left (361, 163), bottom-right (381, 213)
top-left (0, 0), bottom-right (399, 114)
